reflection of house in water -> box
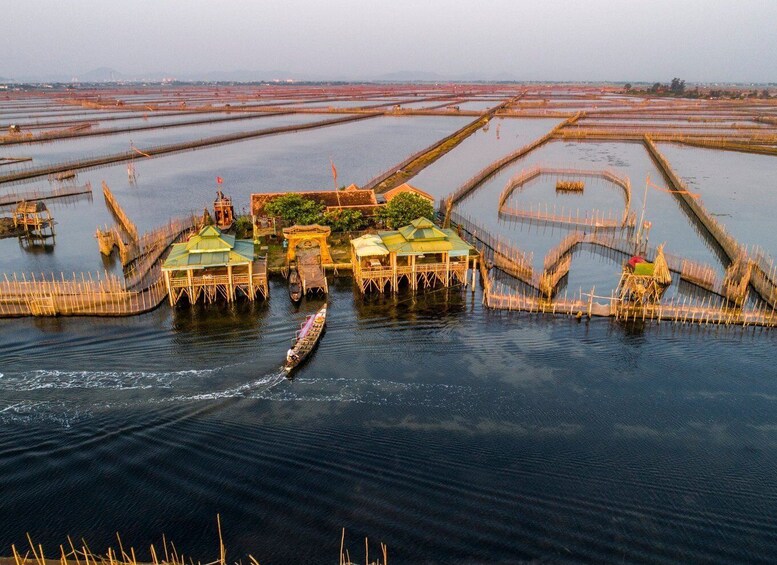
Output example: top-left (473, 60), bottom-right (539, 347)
top-left (351, 217), bottom-right (478, 293)
top-left (161, 225), bottom-right (267, 306)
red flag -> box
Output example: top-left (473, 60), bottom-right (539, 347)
top-left (330, 159), bottom-right (337, 190)
top-left (216, 176), bottom-right (223, 184)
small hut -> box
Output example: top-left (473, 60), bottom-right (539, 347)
top-left (617, 244), bottom-right (672, 304)
top-left (13, 201), bottom-right (55, 237)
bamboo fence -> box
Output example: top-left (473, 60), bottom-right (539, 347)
top-left (0, 271), bottom-right (167, 317)
top-left (0, 182), bottom-right (92, 207)
top-left (102, 181), bottom-right (138, 241)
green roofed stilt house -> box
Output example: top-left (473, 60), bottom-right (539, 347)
top-left (162, 225), bottom-right (268, 306)
top-left (350, 217), bottom-right (478, 293)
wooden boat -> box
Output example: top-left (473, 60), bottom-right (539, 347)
top-left (284, 304), bottom-right (327, 374)
top-left (288, 262), bottom-right (302, 303)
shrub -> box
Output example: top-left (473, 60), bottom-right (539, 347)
top-left (377, 192), bottom-right (434, 229)
top-left (321, 209), bottom-right (367, 232)
top-left (264, 194), bottom-right (324, 225)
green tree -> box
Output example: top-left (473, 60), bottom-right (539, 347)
top-left (321, 208), bottom-right (367, 232)
top-left (234, 215), bottom-right (252, 238)
top-left (624, 83), bottom-right (632, 92)
top-left (377, 192), bottom-right (434, 229)
top-left (670, 77), bottom-right (685, 94)
top-left (264, 194), bottom-right (324, 225)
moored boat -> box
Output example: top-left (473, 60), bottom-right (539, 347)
top-left (288, 262), bottom-right (302, 303)
top-left (284, 303), bottom-right (327, 374)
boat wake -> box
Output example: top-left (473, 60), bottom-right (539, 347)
top-left (160, 368), bottom-right (288, 402)
top-left (0, 368), bottom-right (218, 391)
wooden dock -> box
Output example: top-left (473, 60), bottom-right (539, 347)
top-left (298, 249), bottom-right (329, 294)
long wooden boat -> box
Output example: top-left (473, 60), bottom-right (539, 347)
top-left (284, 303), bottom-right (327, 374)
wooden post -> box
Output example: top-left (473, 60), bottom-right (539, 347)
top-left (227, 265), bottom-right (234, 302)
top-left (391, 252), bottom-right (398, 293)
top-left (248, 261), bottom-right (255, 300)
top-left (187, 269), bottom-right (194, 304)
top-left (471, 256), bottom-right (477, 292)
top-left (164, 270), bottom-right (173, 306)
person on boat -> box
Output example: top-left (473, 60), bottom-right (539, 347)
top-left (286, 348), bottom-right (299, 364)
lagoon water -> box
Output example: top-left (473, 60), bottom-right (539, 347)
top-left (2, 106), bottom-right (777, 563)
top-left (3, 282), bottom-right (777, 563)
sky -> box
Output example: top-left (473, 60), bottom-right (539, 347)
top-left (2, 0), bottom-right (776, 82)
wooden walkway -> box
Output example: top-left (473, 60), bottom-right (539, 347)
top-left (644, 136), bottom-right (777, 308)
top-left (499, 205), bottom-right (635, 230)
top-left (298, 249), bottom-right (328, 294)
top-left (451, 214), bottom-right (777, 327)
top-left (1, 213), bottom-right (199, 317)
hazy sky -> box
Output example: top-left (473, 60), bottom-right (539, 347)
top-left (2, 0), bottom-right (776, 82)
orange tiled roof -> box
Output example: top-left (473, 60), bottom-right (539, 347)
top-left (383, 183), bottom-right (435, 203)
top-left (251, 188), bottom-right (378, 216)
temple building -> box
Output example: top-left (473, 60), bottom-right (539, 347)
top-left (161, 225), bottom-right (268, 306)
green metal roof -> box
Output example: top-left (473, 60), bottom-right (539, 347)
top-left (163, 225), bottom-right (254, 270)
top-left (375, 217), bottom-right (475, 257)
top-left (397, 217), bottom-right (448, 242)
